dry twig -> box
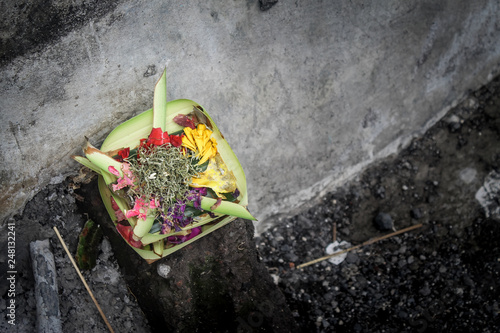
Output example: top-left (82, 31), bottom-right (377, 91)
top-left (53, 226), bottom-right (115, 333)
top-left (297, 224), bottom-right (423, 269)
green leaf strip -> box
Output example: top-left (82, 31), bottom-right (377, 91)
top-left (72, 156), bottom-right (102, 175)
top-left (84, 142), bottom-right (123, 177)
top-left (153, 69), bottom-right (167, 131)
top-left (133, 215), bottom-right (156, 238)
top-left (200, 197), bottom-right (256, 220)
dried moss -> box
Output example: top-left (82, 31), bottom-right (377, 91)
top-left (127, 145), bottom-right (202, 207)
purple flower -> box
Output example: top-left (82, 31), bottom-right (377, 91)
top-left (167, 227), bottom-right (202, 244)
top-left (159, 188), bottom-right (209, 235)
top-left (161, 198), bottom-right (194, 232)
top-left (160, 215), bottom-right (173, 234)
top-left (193, 198), bottom-right (201, 210)
top-left (186, 188), bottom-right (206, 210)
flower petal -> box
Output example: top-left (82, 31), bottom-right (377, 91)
top-left (118, 147), bottom-right (130, 161)
top-left (173, 114), bottom-right (196, 129)
top-left (116, 224), bottom-right (143, 248)
top-left (108, 166), bottom-right (120, 177)
top-left (170, 134), bottom-right (183, 147)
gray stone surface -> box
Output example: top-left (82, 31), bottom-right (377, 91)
top-left (1, 0), bottom-right (500, 231)
top-left (29, 239), bottom-right (62, 333)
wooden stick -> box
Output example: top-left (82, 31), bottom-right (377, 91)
top-left (53, 227), bottom-right (115, 333)
top-left (332, 222), bottom-right (337, 243)
top-left (296, 224), bottom-right (423, 269)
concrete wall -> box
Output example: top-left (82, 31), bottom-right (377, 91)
top-left (1, 0), bottom-right (499, 231)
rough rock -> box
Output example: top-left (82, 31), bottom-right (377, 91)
top-left (373, 212), bottom-right (394, 231)
top-left (29, 239), bottom-right (62, 333)
top-left (475, 170), bottom-right (500, 221)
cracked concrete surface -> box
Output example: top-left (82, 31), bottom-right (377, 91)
top-left (1, 0), bottom-right (500, 231)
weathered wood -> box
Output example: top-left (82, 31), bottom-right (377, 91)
top-left (77, 178), bottom-right (299, 332)
top-left (30, 239), bottom-right (62, 333)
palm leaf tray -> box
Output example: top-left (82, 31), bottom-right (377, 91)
top-left (73, 69), bottom-right (255, 263)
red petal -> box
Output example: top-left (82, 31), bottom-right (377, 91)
top-left (149, 127), bottom-right (163, 140)
top-left (118, 147), bottom-right (130, 160)
top-left (148, 127), bottom-right (170, 146)
top-left (116, 224), bottom-right (143, 248)
top-left (173, 114), bottom-right (196, 129)
top-left (116, 223), bottom-right (132, 240)
top-left (110, 197), bottom-right (120, 210)
top-left (128, 237), bottom-right (143, 249)
top-left (108, 166), bottom-right (120, 177)
top-left (161, 131), bottom-right (170, 145)
top-left (170, 134), bottom-right (183, 147)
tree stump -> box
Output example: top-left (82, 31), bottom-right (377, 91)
top-left (76, 178), bottom-right (299, 332)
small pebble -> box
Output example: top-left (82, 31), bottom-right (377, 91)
top-left (157, 264), bottom-right (171, 279)
top-left (411, 208), bottom-right (424, 219)
top-left (374, 212), bottom-right (394, 231)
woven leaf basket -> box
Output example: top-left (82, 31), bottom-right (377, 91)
top-left (73, 70), bottom-right (255, 262)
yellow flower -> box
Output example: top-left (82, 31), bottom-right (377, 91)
top-left (190, 154), bottom-right (237, 198)
top-left (182, 124), bottom-right (217, 165)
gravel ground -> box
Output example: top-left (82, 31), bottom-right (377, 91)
top-left (256, 76), bottom-right (500, 332)
top-left (2, 75), bottom-right (499, 332)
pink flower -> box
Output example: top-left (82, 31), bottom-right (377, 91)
top-left (108, 166), bottom-right (120, 177)
top-left (125, 197), bottom-right (150, 221)
top-left (110, 163), bottom-right (136, 192)
top-left (149, 199), bottom-right (158, 209)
